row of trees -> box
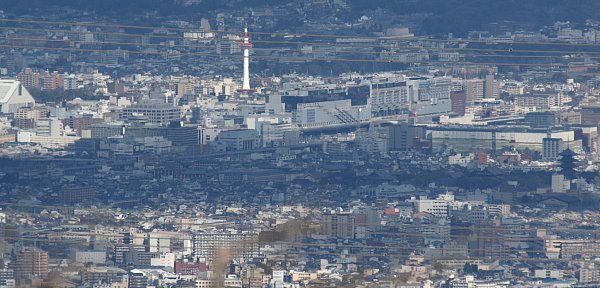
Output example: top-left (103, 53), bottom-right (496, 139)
top-left (28, 88), bottom-right (101, 103)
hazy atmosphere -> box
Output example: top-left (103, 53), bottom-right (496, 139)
top-left (0, 1), bottom-right (599, 287)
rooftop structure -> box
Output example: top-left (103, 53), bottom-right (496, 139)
top-left (0, 80), bottom-right (35, 114)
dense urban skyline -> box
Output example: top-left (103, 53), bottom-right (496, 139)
top-left (0, 1), bottom-right (599, 288)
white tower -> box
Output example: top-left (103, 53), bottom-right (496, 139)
top-left (241, 27), bottom-right (252, 91)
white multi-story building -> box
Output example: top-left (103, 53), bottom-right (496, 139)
top-left (557, 27), bottom-right (584, 42)
top-left (543, 138), bottom-right (563, 161)
top-left (368, 77), bottom-right (410, 117)
top-left (274, 74), bottom-right (451, 128)
top-left (552, 174), bottom-right (570, 193)
top-left (63, 75), bottom-right (80, 90)
top-left (272, 270), bottom-right (287, 288)
top-left (450, 275), bottom-right (510, 288)
top-left (148, 231), bottom-right (192, 256)
top-left (533, 269), bottom-right (563, 279)
top-left (408, 194), bottom-right (454, 218)
top-left (121, 101), bottom-right (182, 126)
top-left (141, 136), bottom-right (171, 155)
top-left (199, 127), bottom-right (221, 145)
top-left (367, 76), bottom-right (451, 117)
top-left (150, 253), bottom-right (176, 268)
top-left (0, 269), bottom-right (15, 288)
top-left (75, 251), bottom-right (106, 265)
top-left (36, 118), bottom-right (63, 137)
top-left (193, 230), bottom-right (259, 262)
top-left (438, 52), bottom-right (460, 62)
top-left (215, 129), bottom-right (260, 151)
top-left (409, 77), bottom-right (452, 116)
top-left (448, 153), bottom-right (475, 167)
top-left (429, 127), bottom-right (581, 152)
top-left (579, 265), bottom-right (600, 283)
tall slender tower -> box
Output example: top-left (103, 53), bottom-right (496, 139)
top-left (241, 27), bottom-right (252, 91)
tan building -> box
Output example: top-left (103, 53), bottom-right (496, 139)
top-left (464, 79), bottom-right (484, 102)
top-left (579, 266), bottom-right (600, 284)
top-left (81, 267), bottom-right (127, 286)
top-left (320, 213), bottom-right (355, 238)
top-left (16, 68), bottom-right (41, 90)
top-left (291, 271), bottom-right (318, 282)
top-left (42, 71), bottom-right (63, 90)
top-left (14, 248), bottom-right (48, 281)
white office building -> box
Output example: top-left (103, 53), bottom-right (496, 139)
top-left (36, 118), bottom-right (63, 137)
top-left (408, 193), bottom-right (455, 218)
top-left (367, 76), bottom-right (451, 117)
top-left (408, 77), bottom-right (452, 116)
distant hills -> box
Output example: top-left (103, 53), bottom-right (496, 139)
top-left (2, 0), bottom-right (600, 36)
top-left (347, 0), bottom-right (600, 35)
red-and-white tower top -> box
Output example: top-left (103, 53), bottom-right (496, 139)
top-left (241, 27), bottom-right (253, 48)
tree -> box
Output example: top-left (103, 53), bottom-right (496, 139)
top-left (433, 262), bottom-right (445, 273)
top-left (463, 263), bottom-right (478, 274)
top-left (29, 88), bottom-right (101, 103)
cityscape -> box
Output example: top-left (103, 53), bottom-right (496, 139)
top-left (1, 1), bottom-right (600, 287)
